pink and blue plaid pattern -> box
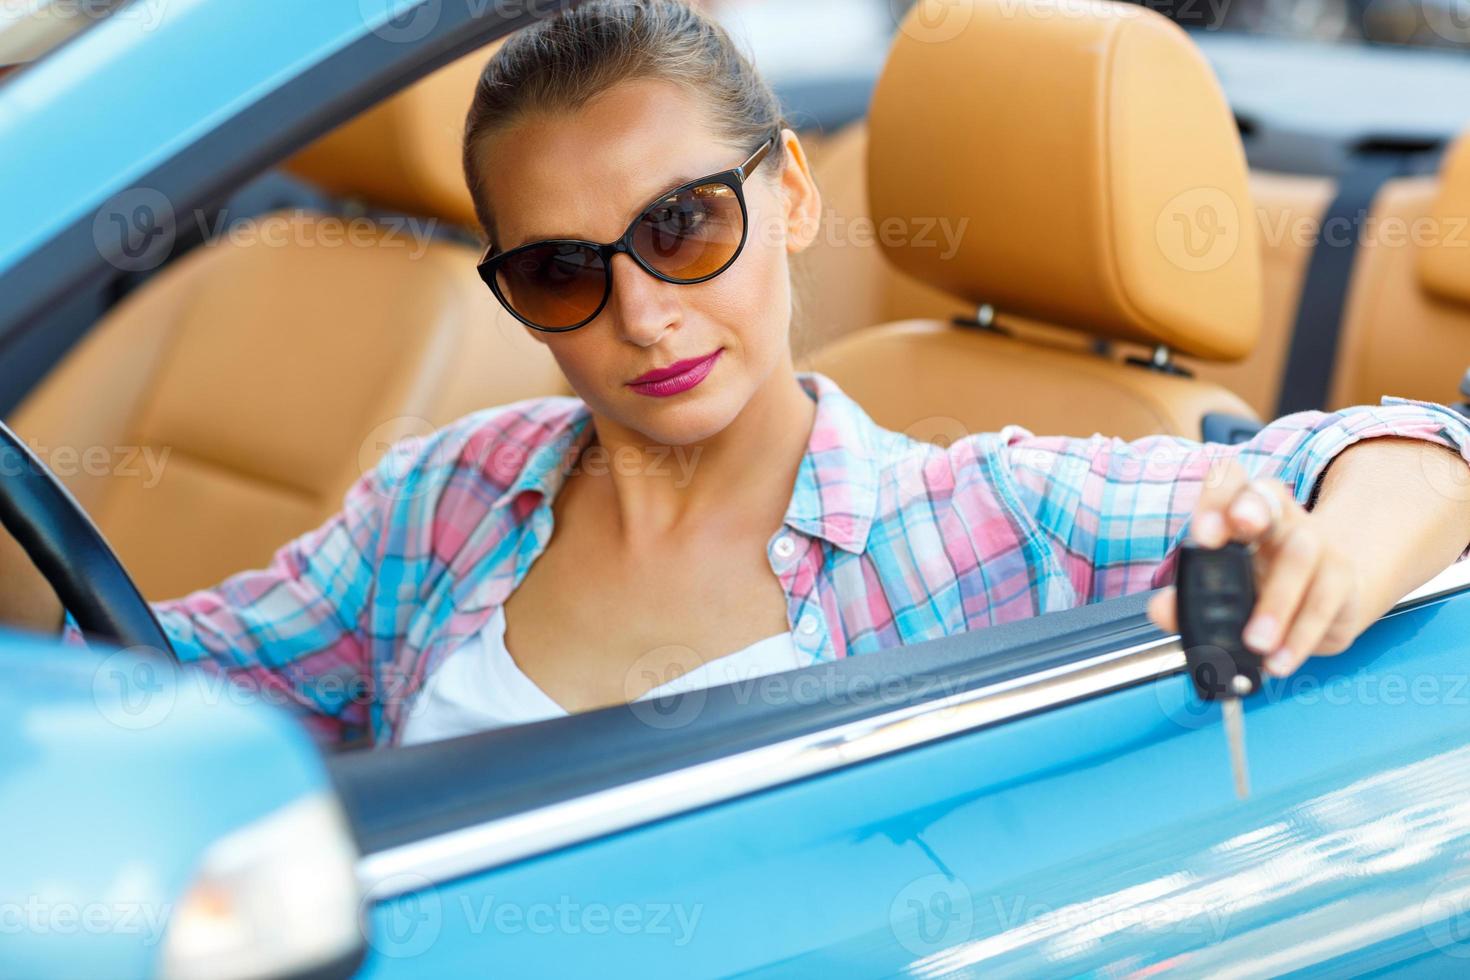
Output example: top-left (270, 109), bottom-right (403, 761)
top-left (128, 372), bottom-right (1470, 747)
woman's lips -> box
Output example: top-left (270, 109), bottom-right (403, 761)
top-left (627, 349), bottom-right (722, 397)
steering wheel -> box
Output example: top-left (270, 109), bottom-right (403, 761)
top-left (0, 419), bottom-right (173, 652)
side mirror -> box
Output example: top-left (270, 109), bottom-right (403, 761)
top-left (0, 635), bottom-right (367, 979)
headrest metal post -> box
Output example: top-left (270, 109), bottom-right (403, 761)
top-left (1124, 342), bottom-right (1193, 378)
top-left (952, 302), bottom-right (1007, 335)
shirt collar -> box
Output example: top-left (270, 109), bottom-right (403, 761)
top-left (489, 371), bottom-right (884, 554)
top-left (783, 371), bottom-right (883, 554)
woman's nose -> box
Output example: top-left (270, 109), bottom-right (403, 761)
top-left (607, 252), bottom-right (679, 347)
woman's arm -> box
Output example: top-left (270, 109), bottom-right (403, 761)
top-left (1147, 437), bottom-right (1470, 677)
top-left (999, 397), bottom-right (1470, 670)
top-left (45, 435), bottom-right (431, 747)
top-left (137, 459), bottom-right (392, 745)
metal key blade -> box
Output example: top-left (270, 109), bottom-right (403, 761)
top-left (1221, 697), bottom-right (1250, 799)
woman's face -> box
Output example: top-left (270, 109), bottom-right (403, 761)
top-left (474, 78), bottom-right (821, 446)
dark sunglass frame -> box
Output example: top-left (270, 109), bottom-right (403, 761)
top-left (477, 131), bottom-right (779, 333)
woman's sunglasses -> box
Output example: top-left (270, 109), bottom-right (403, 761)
top-left (477, 131), bottom-right (780, 332)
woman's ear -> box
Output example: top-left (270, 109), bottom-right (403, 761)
top-left (776, 128), bottom-right (822, 255)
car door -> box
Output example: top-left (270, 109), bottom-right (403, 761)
top-left (338, 564), bottom-right (1470, 977)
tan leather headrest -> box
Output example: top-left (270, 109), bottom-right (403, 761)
top-left (286, 48), bottom-right (492, 230)
top-left (867, 0), bottom-right (1261, 361)
top-left (1418, 133), bottom-right (1470, 308)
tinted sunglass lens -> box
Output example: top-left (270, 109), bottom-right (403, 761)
top-left (496, 243), bottom-right (607, 329)
top-left (632, 182), bottom-right (745, 282)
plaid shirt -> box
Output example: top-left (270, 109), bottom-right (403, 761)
top-left (125, 372), bottom-right (1470, 747)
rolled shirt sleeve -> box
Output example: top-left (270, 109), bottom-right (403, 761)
top-left (61, 435), bottom-right (418, 747)
top-left (1000, 397), bottom-right (1470, 605)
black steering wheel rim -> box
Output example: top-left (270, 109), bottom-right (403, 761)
top-left (0, 419), bottom-right (172, 652)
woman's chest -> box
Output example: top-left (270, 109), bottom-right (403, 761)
top-left (498, 522), bottom-right (795, 713)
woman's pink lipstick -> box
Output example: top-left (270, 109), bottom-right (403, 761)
top-left (627, 349), bottom-right (722, 397)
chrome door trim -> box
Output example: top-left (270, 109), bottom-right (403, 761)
top-left (357, 560), bottom-right (1470, 898)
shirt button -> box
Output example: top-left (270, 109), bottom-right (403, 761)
top-left (773, 535), bottom-right (797, 560)
top-left (798, 614), bottom-right (819, 636)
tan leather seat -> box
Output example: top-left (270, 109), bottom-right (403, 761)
top-left (1183, 171), bottom-right (1336, 416)
top-left (791, 122), bottom-right (961, 358)
top-left (1327, 135), bottom-right (1470, 409)
top-left (1191, 150), bottom-right (1470, 415)
top-left (801, 122), bottom-right (1470, 419)
top-left (802, 0), bottom-right (1260, 441)
top-left (797, 121), bottom-right (1132, 364)
top-left (286, 48), bottom-right (488, 232)
top-left (9, 47), bottom-right (568, 600)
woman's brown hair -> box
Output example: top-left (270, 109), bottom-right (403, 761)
top-left (461, 0), bottom-right (787, 246)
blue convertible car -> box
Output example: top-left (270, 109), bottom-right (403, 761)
top-left (4, 0), bottom-right (1470, 977)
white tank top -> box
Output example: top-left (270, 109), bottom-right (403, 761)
top-left (399, 605), bottom-right (801, 745)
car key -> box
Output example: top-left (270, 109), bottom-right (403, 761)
top-left (1175, 541), bottom-right (1261, 799)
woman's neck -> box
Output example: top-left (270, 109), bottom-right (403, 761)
top-left (581, 362), bottom-right (817, 542)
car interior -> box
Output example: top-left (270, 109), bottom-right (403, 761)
top-left (9, 9), bottom-right (1470, 973)
top-left (7, 48), bottom-right (568, 599)
top-left (3, 2), bottom-right (1470, 617)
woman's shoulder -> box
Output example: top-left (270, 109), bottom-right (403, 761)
top-left (370, 394), bottom-right (590, 503)
top-left (804, 370), bottom-right (1026, 469)
top-left (449, 394), bottom-right (587, 453)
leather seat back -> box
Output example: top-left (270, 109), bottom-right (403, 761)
top-left (791, 122), bottom-right (960, 358)
top-left (1328, 135), bottom-right (1470, 409)
top-left (10, 49), bottom-right (570, 599)
top-left (801, 127), bottom-right (1470, 420)
top-left (1190, 153), bottom-right (1470, 415)
top-left (1182, 171), bottom-right (1336, 415)
top-left (806, 0), bottom-right (1260, 440)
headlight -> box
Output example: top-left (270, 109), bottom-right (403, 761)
top-left (159, 793), bottom-right (363, 980)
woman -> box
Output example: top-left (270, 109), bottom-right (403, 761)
top-left (35, 0), bottom-right (1470, 746)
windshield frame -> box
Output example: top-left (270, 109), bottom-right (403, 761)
top-left (0, 0), bottom-right (581, 356)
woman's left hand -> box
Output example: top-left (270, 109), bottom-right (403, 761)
top-left (1146, 460), bottom-right (1364, 678)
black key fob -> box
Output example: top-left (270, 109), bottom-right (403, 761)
top-left (1176, 541), bottom-right (1261, 701)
